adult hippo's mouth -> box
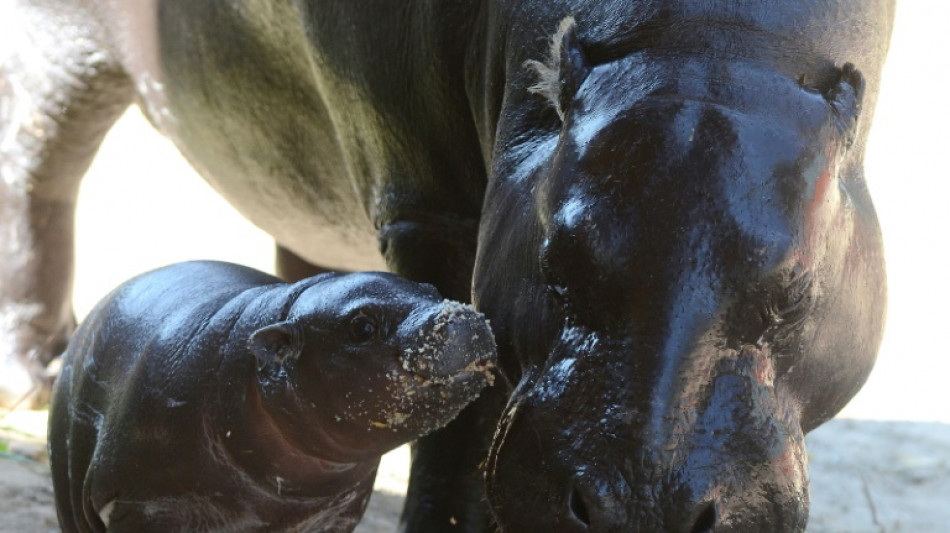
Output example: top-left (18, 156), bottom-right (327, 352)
top-left (485, 333), bottom-right (810, 532)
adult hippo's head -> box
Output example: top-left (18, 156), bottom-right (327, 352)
top-left (473, 9), bottom-right (890, 532)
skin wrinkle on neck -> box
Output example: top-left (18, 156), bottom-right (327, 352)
top-left (224, 377), bottom-right (366, 498)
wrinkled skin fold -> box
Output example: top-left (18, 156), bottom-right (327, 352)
top-left (1, 1), bottom-right (892, 531)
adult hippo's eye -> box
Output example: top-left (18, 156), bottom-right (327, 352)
top-left (758, 268), bottom-right (816, 346)
top-left (771, 269), bottom-right (815, 328)
top-left (731, 267), bottom-right (816, 349)
top-left (348, 313), bottom-right (379, 343)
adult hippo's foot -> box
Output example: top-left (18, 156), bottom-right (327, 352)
top-left (0, 315), bottom-right (71, 408)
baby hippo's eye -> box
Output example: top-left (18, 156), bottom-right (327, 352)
top-left (349, 313), bottom-right (378, 343)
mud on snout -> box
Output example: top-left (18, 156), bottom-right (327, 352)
top-left (372, 299), bottom-right (497, 435)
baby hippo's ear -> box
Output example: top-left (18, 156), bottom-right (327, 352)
top-left (248, 321), bottom-right (303, 370)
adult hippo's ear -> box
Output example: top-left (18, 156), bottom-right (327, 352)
top-left (555, 18), bottom-right (591, 118)
top-left (823, 63), bottom-right (866, 148)
top-left (248, 321), bottom-right (304, 370)
top-left (527, 17), bottom-right (591, 120)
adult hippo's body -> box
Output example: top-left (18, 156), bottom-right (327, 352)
top-left (1, 1), bottom-right (892, 531)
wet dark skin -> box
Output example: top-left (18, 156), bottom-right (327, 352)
top-left (48, 261), bottom-right (496, 532)
top-left (2, 1), bottom-right (892, 531)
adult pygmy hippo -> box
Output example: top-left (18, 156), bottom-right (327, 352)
top-left (5, 1), bottom-right (894, 531)
top-left (48, 261), bottom-right (496, 532)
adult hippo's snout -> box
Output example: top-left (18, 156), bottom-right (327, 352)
top-left (486, 337), bottom-right (809, 532)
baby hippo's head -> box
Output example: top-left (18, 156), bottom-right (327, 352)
top-left (248, 272), bottom-right (497, 462)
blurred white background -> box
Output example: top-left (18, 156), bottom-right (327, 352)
top-left (73, 1), bottom-right (948, 424)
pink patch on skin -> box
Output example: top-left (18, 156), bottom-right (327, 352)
top-left (803, 147), bottom-right (840, 256)
top-left (775, 444), bottom-right (803, 482)
top-left (742, 346), bottom-right (774, 387)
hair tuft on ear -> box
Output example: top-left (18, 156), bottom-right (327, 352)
top-left (525, 16), bottom-right (589, 120)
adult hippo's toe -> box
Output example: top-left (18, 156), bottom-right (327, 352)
top-left (0, 320), bottom-right (70, 408)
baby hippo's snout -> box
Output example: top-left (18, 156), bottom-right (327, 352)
top-left (400, 300), bottom-right (497, 384)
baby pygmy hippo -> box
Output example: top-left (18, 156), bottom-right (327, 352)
top-left (48, 261), bottom-right (496, 532)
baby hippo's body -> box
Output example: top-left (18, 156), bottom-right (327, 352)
top-left (48, 261), bottom-right (496, 532)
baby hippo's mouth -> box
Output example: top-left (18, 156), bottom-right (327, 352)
top-left (400, 300), bottom-right (498, 387)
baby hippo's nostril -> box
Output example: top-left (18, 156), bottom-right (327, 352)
top-left (569, 484), bottom-right (592, 528)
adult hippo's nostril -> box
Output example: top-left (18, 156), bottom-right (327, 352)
top-left (569, 484), bottom-right (592, 528)
top-left (690, 502), bottom-right (718, 533)
top-left (564, 475), bottom-right (718, 532)
top-left (560, 472), bottom-right (635, 531)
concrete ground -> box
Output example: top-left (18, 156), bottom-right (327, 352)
top-left (2, 1), bottom-right (948, 531)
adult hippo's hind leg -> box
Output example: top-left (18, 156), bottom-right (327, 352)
top-left (0, 1), bottom-right (131, 407)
